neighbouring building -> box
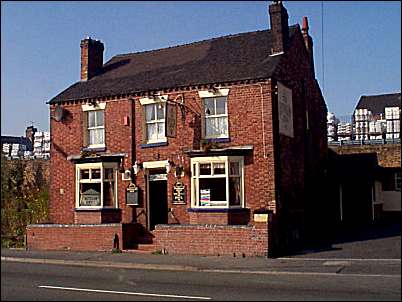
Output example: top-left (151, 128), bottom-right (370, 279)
top-left (27, 2), bottom-right (327, 257)
top-left (1, 126), bottom-right (50, 160)
top-left (1, 135), bottom-right (33, 159)
top-left (33, 131), bottom-right (51, 159)
top-left (353, 93), bottom-right (401, 141)
top-left (329, 143), bottom-right (401, 225)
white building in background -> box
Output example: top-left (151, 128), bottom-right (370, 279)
top-left (327, 112), bottom-right (339, 142)
top-left (352, 93), bottom-right (400, 141)
top-left (33, 131), bottom-right (50, 159)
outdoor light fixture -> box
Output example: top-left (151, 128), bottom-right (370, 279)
top-left (132, 161), bottom-right (143, 175)
top-left (165, 160), bottom-right (175, 174)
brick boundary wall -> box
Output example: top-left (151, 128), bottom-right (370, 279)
top-left (26, 223), bottom-right (137, 252)
top-left (153, 223), bottom-right (269, 257)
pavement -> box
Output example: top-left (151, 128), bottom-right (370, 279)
top-left (2, 247), bottom-right (401, 278)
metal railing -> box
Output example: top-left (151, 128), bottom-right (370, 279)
top-left (328, 138), bottom-right (401, 146)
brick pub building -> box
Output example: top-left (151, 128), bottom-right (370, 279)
top-left (27, 1), bottom-right (327, 257)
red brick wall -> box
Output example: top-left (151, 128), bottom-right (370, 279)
top-left (271, 28), bottom-right (328, 251)
top-left (27, 224), bottom-right (123, 251)
top-left (49, 99), bottom-right (134, 225)
top-left (133, 82), bottom-right (277, 225)
top-left (154, 223), bottom-right (269, 257)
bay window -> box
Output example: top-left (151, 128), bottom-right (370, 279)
top-left (76, 162), bottom-right (118, 208)
top-left (191, 156), bottom-right (244, 208)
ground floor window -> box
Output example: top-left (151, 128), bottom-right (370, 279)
top-left (75, 162), bottom-right (118, 208)
top-left (191, 156), bottom-right (244, 208)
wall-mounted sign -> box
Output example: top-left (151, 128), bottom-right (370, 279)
top-left (254, 213), bottom-right (269, 223)
top-left (173, 181), bottom-right (186, 204)
top-left (149, 174), bottom-right (167, 182)
top-left (126, 183), bottom-right (139, 205)
top-left (165, 102), bottom-right (177, 138)
top-left (277, 82), bottom-right (294, 138)
top-left (80, 189), bottom-right (101, 206)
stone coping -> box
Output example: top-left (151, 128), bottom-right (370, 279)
top-left (27, 223), bottom-right (123, 228)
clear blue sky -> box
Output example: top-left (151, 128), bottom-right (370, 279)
top-left (1, 1), bottom-right (401, 136)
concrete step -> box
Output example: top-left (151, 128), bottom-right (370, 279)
top-left (122, 243), bottom-right (160, 254)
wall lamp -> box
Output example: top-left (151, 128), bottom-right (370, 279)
top-left (133, 161), bottom-right (143, 175)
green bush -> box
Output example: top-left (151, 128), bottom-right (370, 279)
top-left (1, 156), bottom-right (49, 248)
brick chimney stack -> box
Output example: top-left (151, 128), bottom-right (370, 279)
top-left (80, 37), bottom-right (104, 81)
top-left (302, 16), bottom-right (315, 77)
top-left (269, 1), bottom-right (289, 55)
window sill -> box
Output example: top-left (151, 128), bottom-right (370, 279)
top-left (187, 207), bottom-right (247, 213)
top-left (75, 208), bottom-right (120, 212)
top-left (203, 138), bottom-right (230, 143)
top-left (140, 141), bottom-right (168, 148)
top-left (81, 146), bottom-right (106, 152)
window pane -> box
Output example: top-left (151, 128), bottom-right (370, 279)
top-left (199, 178), bottom-right (227, 205)
top-left (103, 181), bottom-right (115, 207)
top-left (96, 111), bottom-right (104, 127)
top-left (79, 183), bottom-right (101, 206)
top-left (215, 97), bottom-right (227, 115)
top-left (147, 124), bottom-right (157, 141)
top-left (205, 118), bottom-right (219, 137)
top-left (229, 177), bottom-right (241, 206)
top-left (204, 99), bottom-right (214, 116)
top-left (213, 163), bottom-right (225, 175)
top-left (157, 103), bottom-right (165, 120)
top-left (80, 169), bottom-right (90, 180)
top-left (88, 111), bottom-right (96, 127)
top-left (206, 117), bottom-right (228, 138)
top-left (91, 169), bottom-right (101, 179)
top-left (145, 104), bottom-right (155, 121)
top-left (199, 163), bottom-right (211, 175)
top-left (157, 122), bottom-right (165, 138)
top-left (230, 162), bottom-right (240, 176)
top-left (89, 129), bottom-right (104, 145)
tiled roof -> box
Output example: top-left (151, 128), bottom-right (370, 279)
top-left (355, 93), bottom-right (401, 115)
top-left (48, 25), bottom-right (299, 104)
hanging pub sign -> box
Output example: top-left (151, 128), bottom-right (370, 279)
top-left (126, 183), bottom-right (139, 205)
top-left (172, 180), bottom-right (186, 204)
top-left (277, 82), bottom-right (294, 138)
top-left (165, 102), bottom-right (177, 138)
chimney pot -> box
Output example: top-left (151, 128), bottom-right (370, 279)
top-left (302, 16), bottom-right (309, 32)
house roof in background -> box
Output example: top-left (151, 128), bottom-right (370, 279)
top-left (48, 25), bottom-right (299, 104)
top-left (1, 136), bottom-right (33, 150)
top-left (355, 93), bottom-right (401, 115)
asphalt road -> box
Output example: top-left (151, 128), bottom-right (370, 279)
top-left (2, 261), bottom-right (400, 301)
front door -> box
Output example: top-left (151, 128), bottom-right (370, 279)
top-left (148, 169), bottom-right (168, 230)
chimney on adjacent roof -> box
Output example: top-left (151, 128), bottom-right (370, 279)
top-left (80, 37), bottom-right (104, 81)
top-left (269, 1), bottom-right (289, 55)
top-left (301, 16), bottom-right (315, 77)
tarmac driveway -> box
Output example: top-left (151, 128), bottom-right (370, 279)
top-left (291, 219), bottom-right (401, 259)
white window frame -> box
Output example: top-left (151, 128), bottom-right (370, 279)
top-left (82, 103), bottom-right (106, 149)
top-left (75, 162), bottom-right (118, 209)
top-left (203, 96), bottom-right (229, 139)
top-left (191, 156), bottom-right (244, 208)
top-left (140, 96), bottom-right (168, 144)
